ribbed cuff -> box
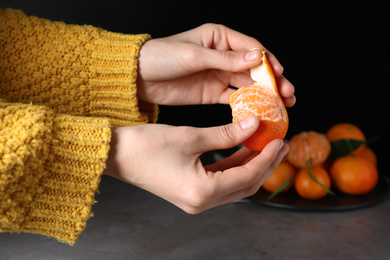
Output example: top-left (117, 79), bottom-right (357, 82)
top-left (21, 115), bottom-right (111, 245)
top-left (88, 32), bottom-right (158, 126)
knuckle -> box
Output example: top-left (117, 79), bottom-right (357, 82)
top-left (174, 127), bottom-right (198, 146)
top-left (180, 183), bottom-right (211, 214)
top-left (201, 23), bottom-right (228, 47)
top-left (217, 125), bottom-right (237, 146)
top-left (184, 44), bottom-right (201, 61)
top-left (181, 201), bottom-right (204, 214)
top-left (246, 183), bottom-right (261, 197)
top-left (241, 168), bottom-right (266, 196)
top-left (279, 65), bottom-right (284, 75)
top-left (242, 172), bottom-right (264, 197)
top-left (259, 146), bottom-right (279, 165)
top-left (260, 152), bottom-right (274, 165)
top-left (188, 191), bottom-right (208, 208)
top-left (222, 50), bottom-right (237, 65)
top-left (182, 206), bottom-right (203, 215)
top-left (246, 172), bottom-right (262, 189)
top-left (201, 23), bottom-right (225, 31)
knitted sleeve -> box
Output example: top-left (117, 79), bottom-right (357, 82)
top-left (0, 8), bottom-right (157, 244)
top-left (0, 100), bottom-right (111, 245)
top-left (0, 8), bottom-right (158, 126)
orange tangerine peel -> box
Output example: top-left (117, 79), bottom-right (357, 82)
top-left (229, 48), bottom-right (288, 151)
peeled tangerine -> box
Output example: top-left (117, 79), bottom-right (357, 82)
top-left (287, 131), bottom-right (331, 168)
top-left (229, 48), bottom-right (288, 151)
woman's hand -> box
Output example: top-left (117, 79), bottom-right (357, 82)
top-left (104, 24), bottom-right (293, 214)
top-left (137, 23), bottom-right (296, 107)
top-left (104, 116), bottom-right (289, 214)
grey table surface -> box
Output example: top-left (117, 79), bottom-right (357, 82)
top-left (1, 175), bottom-right (390, 260)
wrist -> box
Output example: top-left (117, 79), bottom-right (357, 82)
top-left (103, 127), bottom-right (121, 178)
top-left (103, 127), bottom-right (137, 185)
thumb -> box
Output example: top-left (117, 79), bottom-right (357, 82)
top-left (203, 48), bottom-right (263, 72)
top-left (195, 115), bottom-right (260, 153)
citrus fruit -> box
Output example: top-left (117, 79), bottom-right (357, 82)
top-left (326, 123), bottom-right (365, 153)
top-left (229, 48), bottom-right (288, 151)
top-left (330, 156), bottom-right (378, 195)
top-left (262, 161), bottom-right (296, 193)
top-left (355, 146), bottom-right (377, 166)
top-left (294, 166), bottom-right (331, 200)
top-left (287, 131), bottom-right (331, 168)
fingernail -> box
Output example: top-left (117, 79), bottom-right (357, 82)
top-left (239, 115), bottom-right (256, 130)
top-left (244, 48), bottom-right (262, 62)
top-left (278, 140), bottom-right (285, 150)
top-left (280, 142), bottom-right (289, 156)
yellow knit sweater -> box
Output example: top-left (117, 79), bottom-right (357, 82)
top-left (0, 8), bottom-right (158, 245)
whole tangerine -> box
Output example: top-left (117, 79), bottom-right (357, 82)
top-left (295, 166), bottom-right (331, 200)
top-left (355, 146), bottom-right (377, 166)
top-left (326, 123), bottom-right (365, 153)
top-left (262, 161), bottom-right (296, 193)
top-left (330, 156), bottom-right (378, 195)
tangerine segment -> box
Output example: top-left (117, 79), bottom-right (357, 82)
top-left (230, 50), bottom-right (288, 151)
top-left (230, 84), bottom-right (287, 122)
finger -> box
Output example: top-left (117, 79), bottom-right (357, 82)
top-left (276, 76), bottom-right (295, 98)
top-left (229, 70), bottom-right (254, 87)
top-left (194, 115), bottom-right (260, 153)
top-left (252, 142), bottom-right (290, 185)
top-left (172, 24), bottom-right (264, 52)
top-left (220, 142), bottom-right (289, 197)
top-left (215, 71), bottom-right (254, 104)
top-left (267, 54), bottom-right (284, 77)
top-left (200, 48), bottom-right (263, 73)
top-left (173, 24), bottom-right (285, 77)
top-left (199, 140), bottom-right (289, 211)
top-left (276, 76), bottom-right (296, 107)
top-left (242, 139), bottom-right (285, 175)
top-left (204, 147), bottom-right (256, 172)
top-left (283, 95), bottom-right (297, 108)
top-left (217, 87), bottom-right (237, 104)
top-left (223, 143), bottom-right (290, 201)
top-left (205, 25), bottom-right (284, 76)
top-left (214, 139), bottom-right (284, 192)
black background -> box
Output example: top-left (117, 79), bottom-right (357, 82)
top-left (1, 1), bottom-right (388, 175)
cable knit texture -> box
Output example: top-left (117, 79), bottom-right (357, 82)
top-left (0, 8), bottom-right (157, 244)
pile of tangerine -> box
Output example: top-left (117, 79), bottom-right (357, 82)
top-left (260, 123), bottom-right (379, 200)
top-left (228, 50), bottom-right (378, 200)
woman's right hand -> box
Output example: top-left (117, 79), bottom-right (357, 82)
top-left (103, 115), bottom-right (289, 214)
top-left (137, 23), bottom-right (295, 107)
